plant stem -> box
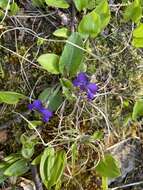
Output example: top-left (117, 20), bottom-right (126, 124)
top-left (71, 0), bottom-right (76, 32)
top-left (31, 165), bottom-right (43, 190)
top-left (102, 177), bottom-right (108, 190)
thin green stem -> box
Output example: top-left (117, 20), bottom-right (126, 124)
top-left (102, 177), bottom-right (108, 190)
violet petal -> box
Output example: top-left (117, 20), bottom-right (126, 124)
top-left (87, 83), bottom-right (98, 94)
top-left (73, 72), bottom-right (89, 89)
top-left (40, 108), bottom-right (53, 122)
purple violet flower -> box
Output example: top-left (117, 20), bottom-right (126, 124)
top-left (28, 99), bottom-right (53, 122)
top-left (40, 108), bottom-right (53, 122)
top-left (73, 72), bottom-right (98, 100)
top-left (28, 100), bottom-right (43, 111)
top-left (87, 83), bottom-right (98, 100)
top-left (73, 72), bottom-right (89, 90)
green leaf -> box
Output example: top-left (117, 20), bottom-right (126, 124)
top-left (78, 10), bottom-right (101, 38)
top-left (95, 0), bottom-right (111, 31)
top-left (20, 134), bottom-right (37, 159)
top-left (73, 0), bottom-right (89, 11)
top-left (123, 0), bottom-right (142, 23)
top-left (59, 32), bottom-right (84, 76)
top-left (0, 165), bottom-right (7, 184)
top-left (0, 156), bottom-right (19, 183)
top-left (132, 99), bottom-right (143, 120)
top-left (37, 37), bottom-right (45, 46)
top-left (40, 148), bottom-right (67, 189)
top-left (45, 0), bottom-right (69, 8)
top-left (79, 62), bottom-right (87, 72)
top-left (60, 78), bottom-right (74, 89)
top-left (37, 53), bottom-right (60, 74)
top-left (32, 154), bottom-right (42, 165)
top-left (53, 27), bottom-right (69, 38)
top-left (20, 134), bottom-right (37, 146)
top-left (22, 147), bottom-right (34, 159)
top-left (78, 0), bottom-right (110, 37)
top-left (4, 159), bottom-right (29, 177)
top-left (133, 23), bottom-right (143, 38)
top-left (55, 180), bottom-right (62, 190)
top-left (38, 88), bottom-right (51, 103)
top-left (62, 86), bottom-right (75, 100)
top-left (132, 24), bottom-right (143, 48)
top-left (40, 147), bottom-right (55, 188)
top-left (60, 78), bottom-right (75, 100)
top-left (96, 154), bottom-right (121, 178)
top-left (91, 131), bottom-right (103, 140)
top-left (28, 120), bottom-right (42, 129)
top-left (0, 0), bottom-right (8, 9)
top-left (0, 162), bottom-right (8, 169)
top-left (48, 150), bottom-right (67, 188)
top-left (48, 92), bottom-right (63, 111)
top-left (0, 161), bottom-right (10, 174)
top-left (4, 153), bottom-right (22, 164)
top-left (87, 0), bottom-right (96, 10)
top-left (132, 38), bottom-right (143, 47)
top-left (47, 87), bottom-right (63, 111)
top-left (0, 91), bottom-right (26, 104)
top-left (10, 3), bottom-right (19, 15)
top-left (0, 175), bottom-right (7, 184)
top-left (22, 146), bottom-right (34, 160)
top-left (39, 87), bottom-right (63, 111)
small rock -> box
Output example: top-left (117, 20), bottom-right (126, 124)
top-left (107, 138), bottom-right (143, 186)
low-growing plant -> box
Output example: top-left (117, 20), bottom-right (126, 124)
top-left (0, 0), bottom-right (143, 189)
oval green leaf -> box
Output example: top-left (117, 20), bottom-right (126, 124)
top-left (4, 159), bottom-right (29, 177)
top-left (10, 2), bottom-right (19, 15)
top-left (123, 0), bottom-right (142, 23)
top-left (78, 10), bottom-right (101, 38)
top-left (95, 0), bottom-right (111, 31)
top-left (0, 91), bottom-right (26, 104)
top-left (40, 147), bottom-right (55, 188)
top-left (37, 53), bottom-right (60, 74)
top-left (53, 27), bottom-right (69, 38)
top-left (0, 0), bottom-right (9, 9)
top-left (40, 148), bottom-right (67, 189)
top-left (96, 154), bottom-right (121, 178)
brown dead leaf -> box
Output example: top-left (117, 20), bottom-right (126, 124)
top-left (0, 130), bottom-right (8, 143)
